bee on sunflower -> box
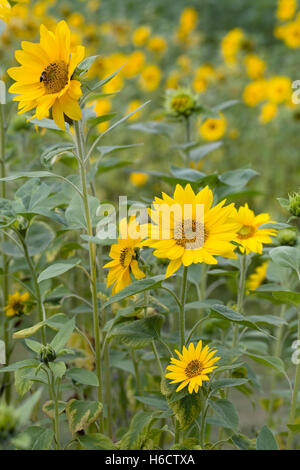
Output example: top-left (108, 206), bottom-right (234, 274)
top-left (4, 291), bottom-right (30, 318)
top-left (142, 184), bottom-right (240, 278)
top-left (103, 216), bottom-right (146, 295)
top-left (7, 20), bottom-right (85, 131)
top-left (166, 341), bottom-right (220, 394)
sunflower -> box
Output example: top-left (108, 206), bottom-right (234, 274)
top-left (104, 217), bottom-right (145, 295)
top-left (246, 261), bottom-right (268, 291)
top-left (166, 341), bottom-right (220, 393)
top-left (4, 291), bottom-right (30, 318)
top-left (200, 113), bottom-right (227, 141)
top-left (7, 20), bottom-right (85, 131)
top-left (142, 184), bottom-right (239, 278)
top-left (232, 203), bottom-right (277, 254)
top-left (0, 0), bottom-right (28, 23)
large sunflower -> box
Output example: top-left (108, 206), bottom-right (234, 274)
top-left (7, 20), bottom-right (85, 130)
top-left (142, 184), bottom-right (240, 278)
top-left (103, 217), bottom-right (145, 295)
top-left (232, 203), bottom-right (277, 254)
top-left (166, 341), bottom-right (220, 394)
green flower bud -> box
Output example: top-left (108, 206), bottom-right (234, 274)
top-left (165, 88), bottom-right (198, 118)
top-left (288, 192), bottom-right (300, 217)
top-left (40, 344), bottom-right (56, 364)
top-left (277, 228), bottom-right (297, 246)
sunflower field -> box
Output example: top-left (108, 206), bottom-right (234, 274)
top-left (1, 0), bottom-right (300, 454)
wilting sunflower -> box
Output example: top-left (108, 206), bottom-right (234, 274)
top-left (246, 261), bottom-right (268, 291)
top-left (232, 203), bottom-right (277, 254)
top-left (142, 184), bottom-right (240, 278)
top-left (4, 291), bottom-right (30, 318)
top-left (166, 341), bottom-right (220, 394)
top-left (104, 217), bottom-right (145, 295)
top-left (7, 20), bottom-right (85, 130)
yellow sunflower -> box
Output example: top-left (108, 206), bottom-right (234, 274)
top-left (232, 203), bottom-right (277, 254)
top-left (7, 20), bottom-right (85, 131)
top-left (199, 113), bottom-right (227, 141)
top-left (166, 341), bottom-right (220, 393)
top-left (0, 0), bottom-right (28, 23)
top-left (104, 217), bottom-right (145, 295)
top-left (246, 261), bottom-right (268, 291)
top-left (142, 184), bottom-right (240, 278)
top-left (4, 291), bottom-right (30, 318)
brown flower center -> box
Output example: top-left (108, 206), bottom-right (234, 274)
top-left (119, 247), bottom-right (134, 268)
top-left (41, 60), bottom-right (69, 94)
top-left (237, 225), bottom-right (255, 240)
top-left (185, 359), bottom-right (203, 378)
top-left (174, 219), bottom-right (207, 249)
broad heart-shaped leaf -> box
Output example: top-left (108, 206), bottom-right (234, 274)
top-left (269, 246), bottom-right (300, 273)
top-left (210, 304), bottom-right (261, 331)
top-left (109, 314), bottom-right (164, 349)
top-left (31, 428), bottom-right (54, 450)
top-left (67, 368), bottom-right (99, 386)
top-left (0, 198), bottom-right (16, 227)
top-left (42, 400), bottom-right (66, 419)
top-left (272, 290), bottom-right (300, 306)
top-left (65, 192), bottom-right (100, 229)
top-left (38, 259), bottom-right (81, 283)
top-left (119, 411), bottom-right (155, 450)
top-left (209, 399), bottom-right (239, 433)
top-left (246, 353), bottom-right (285, 374)
top-left (256, 425), bottom-right (278, 450)
top-left (26, 222), bottom-right (54, 256)
top-left (15, 368), bottom-right (33, 397)
top-left (66, 399), bottom-right (103, 435)
top-left (161, 377), bottom-right (202, 430)
top-left (103, 275), bottom-right (165, 308)
top-left (218, 168), bottom-right (258, 188)
top-left (78, 433), bottom-right (116, 450)
top-left (50, 317), bottom-right (76, 353)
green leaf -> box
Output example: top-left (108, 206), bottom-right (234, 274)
top-left (269, 246), bottom-right (300, 273)
top-left (119, 411), bottom-right (155, 450)
top-left (31, 428), bottom-right (54, 450)
top-left (26, 222), bottom-right (54, 256)
top-left (90, 64), bottom-right (124, 90)
top-left (246, 353), bottom-right (285, 374)
top-left (13, 323), bottom-right (44, 339)
top-left (287, 423), bottom-right (300, 434)
top-left (212, 100), bottom-right (240, 112)
top-left (210, 304), bottom-right (261, 331)
top-left (15, 368), bottom-right (33, 396)
top-left (67, 368), bottom-right (99, 387)
top-left (135, 395), bottom-right (169, 411)
top-left (209, 399), bottom-right (239, 432)
top-left (104, 275), bottom-right (165, 307)
top-left (256, 425), bottom-right (278, 450)
top-left (109, 314), bottom-right (164, 348)
top-left (38, 259), bottom-right (81, 283)
top-left (78, 433), bottom-right (116, 450)
top-left (66, 399), bottom-right (103, 435)
top-left (219, 169), bottom-right (258, 188)
top-left (0, 359), bottom-right (40, 372)
top-left (77, 55), bottom-right (99, 76)
top-left (25, 339), bottom-right (43, 354)
top-left (17, 388), bottom-right (43, 426)
top-left (49, 361), bottom-right (66, 379)
top-left (189, 142), bottom-right (223, 162)
top-left (50, 317), bottom-right (76, 353)
top-left (41, 143), bottom-right (75, 167)
top-left (210, 378), bottom-right (248, 393)
top-left (272, 290), bottom-right (300, 306)
top-left (129, 120), bottom-right (173, 136)
top-left (42, 400), bottom-right (66, 419)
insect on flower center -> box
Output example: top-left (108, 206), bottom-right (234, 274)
top-left (237, 224), bottom-right (255, 239)
top-left (41, 60), bottom-right (69, 94)
top-left (119, 247), bottom-right (134, 268)
top-left (185, 359), bottom-right (203, 378)
top-left (174, 218), bottom-right (207, 249)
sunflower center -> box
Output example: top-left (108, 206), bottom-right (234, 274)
top-left (41, 61), bottom-right (69, 94)
top-left (119, 247), bottom-right (134, 268)
top-left (185, 359), bottom-right (203, 378)
top-left (237, 224), bottom-right (255, 240)
top-left (11, 301), bottom-right (24, 316)
top-left (174, 219), bottom-right (207, 249)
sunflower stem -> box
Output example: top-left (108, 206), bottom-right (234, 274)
top-left (179, 266), bottom-right (188, 349)
top-left (74, 120), bottom-right (103, 432)
top-left (287, 311), bottom-right (300, 449)
top-left (232, 253), bottom-right (247, 348)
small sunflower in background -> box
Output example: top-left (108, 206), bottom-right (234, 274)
top-left (142, 184), bottom-right (240, 278)
top-left (7, 20), bottom-right (85, 130)
top-left (130, 171), bottom-right (148, 187)
top-left (4, 291), bottom-right (30, 318)
top-left (232, 203), bottom-right (277, 254)
top-left (104, 217), bottom-right (146, 295)
top-left (166, 341), bottom-right (220, 393)
top-left (246, 261), bottom-right (268, 291)
top-left (199, 113), bottom-right (227, 141)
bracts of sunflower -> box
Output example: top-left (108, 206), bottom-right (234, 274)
top-left (104, 216), bottom-right (146, 295)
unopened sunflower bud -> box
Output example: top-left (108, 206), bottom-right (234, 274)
top-left (40, 344), bottom-right (56, 364)
top-left (277, 228), bottom-right (297, 246)
top-left (288, 192), bottom-right (300, 217)
top-left (165, 88), bottom-right (198, 117)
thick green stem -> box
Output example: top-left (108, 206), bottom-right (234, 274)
top-left (287, 311), bottom-right (300, 449)
top-left (185, 116), bottom-right (191, 166)
top-left (232, 253), bottom-right (247, 348)
top-left (49, 370), bottom-right (60, 450)
top-left (179, 266), bottom-right (188, 349)
top-left (74, 120), bottom-right (103, 432)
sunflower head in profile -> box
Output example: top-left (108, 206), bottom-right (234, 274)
top-left (142, 184), bottom-right (240, 278)
top-left (7, 20), bottom-right (85, 130)
top-left (4, 291), bottom-right (30, 318)
top-left (166, 341), bottom-right (220, 394)
top-left (103, 216), bottom-right (146, 295)
top-left (232, 203), bottom-right (277, 254)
